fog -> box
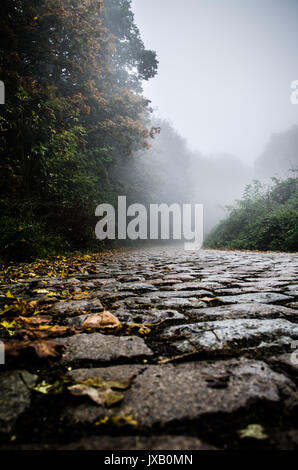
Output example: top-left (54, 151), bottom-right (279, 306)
top-left (123, 0), bottom-right (298, 234)
top-left (131, 0), bottom-right (298, 162)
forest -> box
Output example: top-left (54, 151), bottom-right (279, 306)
top-left (0, 0), bottom-right (159, 260)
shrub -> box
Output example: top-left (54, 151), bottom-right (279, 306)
top-left (204, 178), bottom-right (298, 252)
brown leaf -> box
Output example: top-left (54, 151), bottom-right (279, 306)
top-left (80, 377), bottom-right (130, 390)
top-left (13, 325), bottom-right (75, 341)
top-left (37, 325), bottom-right (74, 336)
top-left (68, 383), bottom-right (123, 406)
top-left (71, 291), bottom-right (92, 300)
top-left (198, 297), bottom-right (220, 302)
top-left (19, 315), bottom-right (52, 325)
top-left (82, 310), bottom-right (120, 330)
top-left (4, 339), bottom-right (65, 361)
top-left (30, 340), bottom-right (65, 359)
top-left (68, 376), bottom-right (130, 406)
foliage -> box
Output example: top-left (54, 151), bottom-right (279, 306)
top-left (0, 250), bottom-right (155, 365)
top-left (205, 178), bottom-right (298, 252)
top-left (0, 0), bottom-right (158, 261)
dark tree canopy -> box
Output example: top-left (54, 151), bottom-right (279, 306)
top-left (0, 0), bottom-right (158, 260)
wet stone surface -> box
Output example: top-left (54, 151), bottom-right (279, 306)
top-left (54, 333), bottom-right (153, 365)
top-left (0, 371), bottom-right (37, 436)
top-left (217, 292), bottom-right (293, 305)
top-left (162, 318), bottom-right (298, 354)
top-left (0, 246), bottom-right (298, 449)
top-left (61, 358), bottom-right (297, 429)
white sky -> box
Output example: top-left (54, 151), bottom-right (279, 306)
top-left (131, 0), bottom-right (298, 163)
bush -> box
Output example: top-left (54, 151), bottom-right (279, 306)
top-left (204, 178), bottom-right (298, 252)
top-left (0, 198), bottom-right (70, 262)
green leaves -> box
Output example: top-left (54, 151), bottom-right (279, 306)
top-left (205, 177), bottom-right (298, 252)
top-left (0, 0), bottom-right (157, 262)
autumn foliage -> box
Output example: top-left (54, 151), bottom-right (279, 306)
top-left (0, 0), bottom-right (158, 260)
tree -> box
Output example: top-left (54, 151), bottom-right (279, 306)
top-left (0, 0), bottom-right (158, 260)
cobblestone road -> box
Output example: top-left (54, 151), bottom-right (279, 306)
top-left (1, 246), bottom-right (298, 450)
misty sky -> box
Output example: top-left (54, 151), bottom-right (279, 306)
top-left (131, 0), bottom-right (298, 163)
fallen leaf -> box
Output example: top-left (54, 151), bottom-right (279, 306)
top-left (46, 292), bottom-right (61, 297)
top-left (82, 310), bottom-right (120, 329)
top-left (61, 268), bottom-right (69, 279)
top-left (70, 386), bottom-right (116, 406)
top-left (14, 325), bottom-right (75, 340)
top-left (0, 298), bottom-right (41, 317)
top-left (110, 415), bottom-right (138, 427)
top-left (33, 380), bottom-right (56, 395)
top-left (137, 326), bottom-right (151, 335)
top-left (30, 340), bottom-right (66, 359)
top-left (81, 377), bottom-right (130, 390)
top-left (4, 339), bottom-right (66, 361)
top-left (238, 424), bottom-right (268, 440)
top-left (95, 415), bottom-right (138, 427)
top-left (95, 416), bottom-right (109, 426)
top-left (71, 291), bottom-right (92, 300)
top-left (33, 288), bottom-right (51, 294)
top-left (120, 322), bottom-right (154, 336)
top-left (19, 315), bottom-right (51, 325)
top-left (33, 379), bottom-right (67, 395)
top-left (38, 325), bottom-right (72, 334)
top-left (68, 376), bottom-right (130, 406)
top-left (70, 383), bottom-right (124, 406)
top-left (0, 319), bottom-right (19, 335)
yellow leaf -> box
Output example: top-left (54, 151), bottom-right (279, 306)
top-left (238, 424), bottom-right (268, 440)
top-left (0, 319), bottom-right (17, 329)
top-left (33, 381), bottom-right (53, 394)
top-left (33, 288), bottom-right (50, 294)
top-left (138, 326), bottom-right (151, 335)
top-left (95, 416), bottom-right (109, 426)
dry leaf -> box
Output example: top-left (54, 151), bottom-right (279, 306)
top-left (30, 339), bottom-right (66, 359)
top-left (81, 377), bottom-right (130, 390)
top-left (19, 315), bottom-right (51, 325)
top-left (82, 310), bottom-right (120, 329)
top-left (68, 376), bottom-right (130, 406)
top-left (4, 339), bottom-right (65, 361)
top-left (238, 424), bottom-right (268, 440)
top-left (33, 288), bottom-right (50, 294)
top-left (68, 384), bottom-right (123, 406)
top-left (198, 297), bottom-right (220, 302)
top-left (33, 377), bottom-right (69, 395)
top-left (71, 291), bottom-right (92, 300)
